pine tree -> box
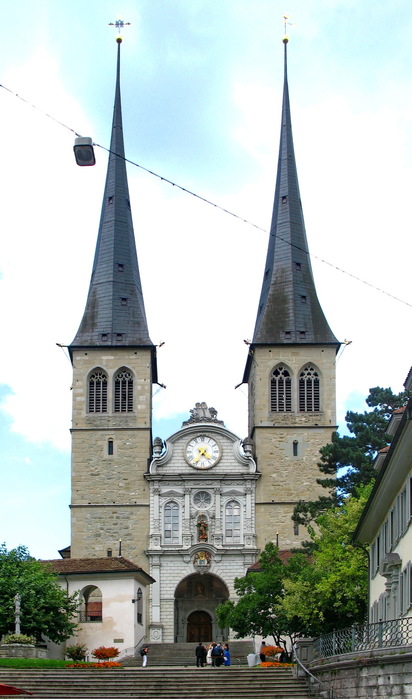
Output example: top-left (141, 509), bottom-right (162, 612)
top-left (293, 387), bottom-right (409, 526)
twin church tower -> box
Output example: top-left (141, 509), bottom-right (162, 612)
top-left (66, 35), bottom-right (338, 643)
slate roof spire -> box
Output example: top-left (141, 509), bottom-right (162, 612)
top-left (249, 37), bottom-right (338, 350)
top-left (70, 38), bottom-right (156, 372)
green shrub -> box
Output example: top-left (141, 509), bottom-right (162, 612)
top-left (66, 643), bottom-right (88, 661)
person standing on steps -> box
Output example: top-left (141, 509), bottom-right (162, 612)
top-left (212, 642), bottom-right (224, 667)
top-left (223, 643), bottom-right (231, 666)
top-left (195, 641), bottom-right (206, 667)
top-left (259, 641), bottom-right (267, 663)
top-left (140, 645), bottom-right (148, 667)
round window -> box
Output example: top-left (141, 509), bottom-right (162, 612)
top-left (193, 491), bottom-right (212, 509)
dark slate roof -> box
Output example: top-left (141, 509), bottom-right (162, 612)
top-left (42, 556), bottom-right (154, 582)
top-left (248, 41), bottom-right (338, 356)
top-left (70, 42), bottom-right (155, 364)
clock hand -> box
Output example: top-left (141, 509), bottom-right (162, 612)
top-left (193, 446), bottom-right (207, 463)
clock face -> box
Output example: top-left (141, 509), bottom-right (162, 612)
top-left (185, 435), bottom-right (221, 469)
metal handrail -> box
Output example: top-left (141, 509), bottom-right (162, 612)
top-left (294, 653), bottom-right (347, 698)
top-left (118, 633), bottom-right (147, 660)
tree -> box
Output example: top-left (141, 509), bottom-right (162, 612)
top-left (293, 386), bottom-right (408, 526)
top-left (283, 485), bottom-right (372, 635)
top-left (0, 544), bottom-right (79, 643)
top-left (215, 543), bottom-right (301, 649)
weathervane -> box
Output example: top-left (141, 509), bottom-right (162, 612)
top-left (282, 14), bottom-right (295, 43)
top-left (108, 17), bottom-right (131, 42)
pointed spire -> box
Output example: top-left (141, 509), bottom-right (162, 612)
top-left (250, 38), bottom-right (338, 349)
top-left (70, 41), bottom-right (155, 363)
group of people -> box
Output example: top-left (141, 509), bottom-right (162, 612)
top-left (196, 641), bottom-right (230, 667)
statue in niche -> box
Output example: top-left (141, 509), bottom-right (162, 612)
top-left (197, 516), bottom-right (208, 542)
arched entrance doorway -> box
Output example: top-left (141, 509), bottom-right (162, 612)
top-left (174, 573), bottom-right (229, 643)
top-left (186, 610), bottom-right (212, 642)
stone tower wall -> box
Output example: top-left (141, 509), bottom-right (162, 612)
top-left (248, 345), bottom-right (337, 550)
top-left (70, 347), bottom-right (153, 564)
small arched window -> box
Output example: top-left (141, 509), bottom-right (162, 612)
top-left (80, 585), bottom-right (102, 622)
top-left (114, 368), bottom-right (133, 412)
top-left (225, 501), bottom-right (241, 543)
top-left (270, 365), bottom-right (292, 412)
top-left (88, 370), bottom-right (108, 413)
top-left (299, 365), bottom-right (320, 412)
top-left (164, 502), bottom-right (179, 544)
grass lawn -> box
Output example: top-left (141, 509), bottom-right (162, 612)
top-left (0, 659), bottom-right (78, 669)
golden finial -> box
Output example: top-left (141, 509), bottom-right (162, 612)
top-left (108, 17), bottom-right (131, 43)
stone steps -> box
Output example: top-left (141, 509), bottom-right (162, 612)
top-left (0, 668), bottom-right (310, 698)
top-left (124, 641), bottom-right (255, 667)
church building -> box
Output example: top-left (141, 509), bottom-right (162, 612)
top-left (48, 33), bottom-right (339, 655)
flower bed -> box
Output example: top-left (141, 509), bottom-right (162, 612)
top-left (68, 662), bottom-right (122, 669)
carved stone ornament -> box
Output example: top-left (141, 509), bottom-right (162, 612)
top-left (182, 402), bottom-right (224, 426)
top-left (194, 551), bottom-right (212, 568)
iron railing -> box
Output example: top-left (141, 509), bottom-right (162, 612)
top-left (314, 617), bottom-right (412, 658)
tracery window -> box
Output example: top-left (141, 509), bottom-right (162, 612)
top-left (88, 370), bottom-right (108, 413)
top-left (299, 365), bottom-right (320, 412)
top-left (225, 501), bottom-right (241, 544)
top-left (114, 369), bottom-right (133, 412)
top-left (270, 365), bottom-right (292, 412)
top-left (164, 502), bottom-right (179, 544)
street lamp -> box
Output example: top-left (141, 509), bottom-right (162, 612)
top-left (73, 136), bottom-right (96, 166)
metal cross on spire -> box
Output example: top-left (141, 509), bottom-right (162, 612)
top-left (108, 17), bottom-right (131, 43)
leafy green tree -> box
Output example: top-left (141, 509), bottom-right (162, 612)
top-left (293, 386), bottom-right (408, 526)
top-left (0, 544), bottom-right (79, 643)
top-left (216, 542), bottom-right (301, 648)
top-left (283, 485), bottom-right (372, 635)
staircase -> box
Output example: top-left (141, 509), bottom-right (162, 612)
top-left (123, 641), bottom-right (255, 666)
top-left (0, 667), bottom-right (310, 698)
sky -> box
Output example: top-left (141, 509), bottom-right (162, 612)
top-left (1, 0), bottom-right (412, 559)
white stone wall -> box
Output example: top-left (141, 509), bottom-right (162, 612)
top-left (51, 574), bottom-right (150, 660)
top-left (146, 421), bottom-right (259, 642)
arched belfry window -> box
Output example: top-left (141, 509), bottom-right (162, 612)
top-left (88, 370), bottom-right (108, 413)
top-left (299, 365), bottom-right (320, 412)
top-left (114, 368), bottom-right (133, 412)
top-left (164, 502), bottom-right (179, 544)
top-left (225, 501), bottom-right (241, 543)
top-left (270, 365), bottom-right (292, 412)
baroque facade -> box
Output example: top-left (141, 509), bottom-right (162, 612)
top-left (49, 35), bottom-right (339, 652)
top-left (146, 403), bottom-right (258, 643)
